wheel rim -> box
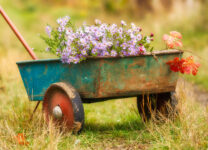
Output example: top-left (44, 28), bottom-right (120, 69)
top-left (137, 92), bottom-right (177, 121)
top-left (43, 88), bottom-right (74, 129)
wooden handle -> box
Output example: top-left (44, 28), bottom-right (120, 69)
top-left (0, 6), bottom-right (37, 60)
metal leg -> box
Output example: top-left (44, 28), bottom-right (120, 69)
top-left (29, 101), bottom-right (41, 121)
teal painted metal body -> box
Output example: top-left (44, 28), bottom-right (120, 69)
top-left (16, 50), bottom-right (183, 102)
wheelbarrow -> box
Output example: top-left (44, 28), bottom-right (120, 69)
top-left (0, 7), bottom-right (183, 132)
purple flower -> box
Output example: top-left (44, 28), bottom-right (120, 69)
top-left (135, 27), bottom-right (142, 32)
top-left (45, 47), bottom-right (50, 51)
top-left (130, 33), bottom-right (135, 39)
top-left (100, 23), bottom-right (108, 30)
top-left (106, 41), bottom-right (113, 47)
top-left (100, 50), bottom-right (110, 56)
top-left (146, 36), bottom-right (151, 43)
top-left (128, 46), bottom-right (138, 56)
top-left (136, 34), bottom-right (142, 41)
top-left (57, 16), bottom-right (70, 27)
top-left (45, 25), bottom-right (52, 37)
top-left (91, 48), bottom-right (98, 55)
top-left (120, 50), bottom-right (128, 56)
top-left (118, 27), bottom-right (123, 33)
top-left (109, 24), bottom-right (117, 34)
top-left (95, 19), bottom-right (102, 25)
top-left (111, 50), bottom-right (117, 57)
top-left (121, 20), bottom-right (127, 26)
top-left (65, 27), bottom-right (73, 35)
top-left (58, 26), bottom-right (65, 32)
top-left (81, 49), bottom-right (88, 56)
top-left (56, 48), bottom-right (61, 54)
top-left (131, 23), bottom-right (136, 29)
top-left (73, 55), bottom-right (80, 64)
top-left (79, 38), bottom-right (88, 46)
top-left (121, 43), bottom-right (128, 50)
top-left (61, 50), bottom-right (71, 63)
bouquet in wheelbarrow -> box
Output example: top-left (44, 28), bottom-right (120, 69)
top-left (42, 16), bottom-right (154, 64)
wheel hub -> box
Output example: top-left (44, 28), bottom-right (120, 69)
top-left (52, 105), bottom-right (63, 119)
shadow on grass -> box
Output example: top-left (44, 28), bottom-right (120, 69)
top-left (83, 118), bottom-right (145, 132)
top-left (77, 118), bottom-right (147, 140)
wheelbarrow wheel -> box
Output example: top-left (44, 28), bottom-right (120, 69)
top-left (43, 82), bottom-right (84, 133)
top-left (137, 92), bottom-right (178, 122)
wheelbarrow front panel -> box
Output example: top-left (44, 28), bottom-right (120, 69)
top-left (17, 50), bottom-right (182, 101)
top-left (17, 59), bottom-right (100, 101)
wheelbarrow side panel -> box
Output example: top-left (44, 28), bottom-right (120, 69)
top-left (17, 50), bottom-right (182, 102)
top-left (96, 53), bottom-right (180, 98)
top-left (17, 59), bottom-right (100, 101)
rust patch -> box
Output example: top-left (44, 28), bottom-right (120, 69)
top-left (95, 56), bottom-right (178, 98)
top-left (92, 85), bottom-right (176, 99)
top-left (128, 59), bottom-right (145, 68)
top-left (96, 59), bottom-right (103, 97)
top-left (73, 121), bottom-right (82, 134)
top-left (43, 64), bottom-right (48, 75)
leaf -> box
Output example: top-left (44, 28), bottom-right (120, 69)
top-left (150, 47), bottom-right (154, 52)
top-left (170, 31), bottom-right (182, 39)
top-left (174, 40), bottom-right (183, 48)
top-left (163, 31), bottom-right (183, 49)
top-left (182, 56), bottom-right (200, 76)
top-left (166, 56), bottom-right (200, 76)
top-left (16, 133), bottom-right (29, 145)
top-left (163, 34), bottom-right (170, 41)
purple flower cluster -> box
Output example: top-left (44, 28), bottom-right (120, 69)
top-left (44, 16), bottom-right (154, 64)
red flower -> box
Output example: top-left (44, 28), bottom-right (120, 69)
top-left (166, 56), bottom-right (200, 76)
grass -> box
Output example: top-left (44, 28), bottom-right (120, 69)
top-left (0, 51), bottom-right (208, 149)
top-left (0, 0), bottom-right (208, 149)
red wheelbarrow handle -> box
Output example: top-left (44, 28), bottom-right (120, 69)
top-left (0, 6), bottom-right (39, 121)
top-left (0, 6), bottom-right (37, 60)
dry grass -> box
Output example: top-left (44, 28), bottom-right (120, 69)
top-left (145, 81), bottom-right (208, 149)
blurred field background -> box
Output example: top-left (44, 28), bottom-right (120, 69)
top-left (0, 0), bottom-right (208, 149)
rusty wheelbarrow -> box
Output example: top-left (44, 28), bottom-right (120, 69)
top-left (0, 7), bottom-right (183, 132)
